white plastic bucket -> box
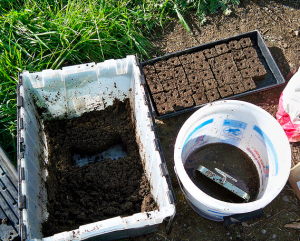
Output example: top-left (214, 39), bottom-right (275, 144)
top-left (174, 100), bottom-right (291, 221)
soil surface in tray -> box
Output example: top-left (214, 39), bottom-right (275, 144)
top-left (42, 99), bottom-right (157, 236)
top-left (143, 37), bottom-right (267, 116)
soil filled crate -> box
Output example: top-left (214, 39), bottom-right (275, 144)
top-left (141, 30), bottom-right (285, 119)
top-left (17, 56), bottom-right (175, 240)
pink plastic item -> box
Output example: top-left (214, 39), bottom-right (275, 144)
top-left (276, 68), bottom-right (300, 142)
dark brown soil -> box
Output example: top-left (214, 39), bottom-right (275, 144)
top-left (142, 37), bottom-right (268, 116)
top-left (42, 99), bottom-right (157, 237)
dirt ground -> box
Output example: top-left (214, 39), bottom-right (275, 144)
top-left (132, 0), bottom-right (300, 240)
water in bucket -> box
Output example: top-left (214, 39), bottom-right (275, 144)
top-left (184, 142), bottom-right (260, 203)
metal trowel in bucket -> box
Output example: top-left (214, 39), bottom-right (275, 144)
top-left (196, 165), bottom-right (250, 202)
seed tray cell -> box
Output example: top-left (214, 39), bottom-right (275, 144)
top-left (193, 93), bottom-right (208, 105)
top-left (140, 30), bottom-right (285, 119)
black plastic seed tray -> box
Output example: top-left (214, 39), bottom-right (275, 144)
top-left (140, 30), bottom-right (285, 119)
top-left (0, 147), bottom-right (19, 241)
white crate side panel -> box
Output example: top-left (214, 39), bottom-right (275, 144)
top-left (22, 81), bottom-right (48, 159)
top-left (21, 170), bottom-right (48, 213)
top-left (131, 61), bottom-right (173, 213)
top-left (64, 67), bottom-right (100, 117)
top-left (21, 157), bottom-right (44, 201)
top-left (133, 72), bottom-right (151, 168)
top-left (21, 80), bottom-right (47, 174)
top-left (132, 62), bottom-right (174, 214)
top-left (21, 78), bottom-right (48, 240)
top-left (98, 59), bottom-right (132, 108)
top-left (19, 84), bottom-right (47, 149)
top-left (20, 112), bottom-right (45, 156)
top-left (22, 59), bottom-right (133, 120)
top-left (25, 204), bottom-right (44, 232)
top-left (19, 103), bottom-right (43, 143)
top-left (149, 153), bottom-right (161, 200)
top-left (23, 70), bottom-right (67, 118)
top-left (133, 67), bottom-right (152, 173)
top-left (79, 217), bottom-right (125, 240)
top-left (26, 225), bottom-right (42, 241)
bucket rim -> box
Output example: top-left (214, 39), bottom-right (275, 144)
top-left (174, 100), bottom-right (291, 214)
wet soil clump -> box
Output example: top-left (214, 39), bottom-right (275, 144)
top-left (42, 99), bottom-right (157, 237)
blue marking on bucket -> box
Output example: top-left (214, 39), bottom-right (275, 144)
top-left (183, 119), bottom-right (213, 148)
top-left (199, 210), bottom-right (222, 219)
top-left (253, 125), bottom-right (278, 176)
top-left (196, 135), bottom-right (205, 143)
top-left (220, 119), bottom-right (247, 146)
top-left (223, 119), bottom-right (247, 129)
top-left (208, 209), bottom-right (227, 215)
top-left (266, 166), bottom-right (269, 177)
top-left (223, 127), bottom-right (242, 136)
top-left (189, 201), bottom-right (223, 221)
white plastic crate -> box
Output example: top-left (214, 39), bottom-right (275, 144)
top-left (17, 55), bottom-right (175, 240)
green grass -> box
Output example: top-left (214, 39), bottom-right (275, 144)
top-left (0, 0), bottom-right (239, 165)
